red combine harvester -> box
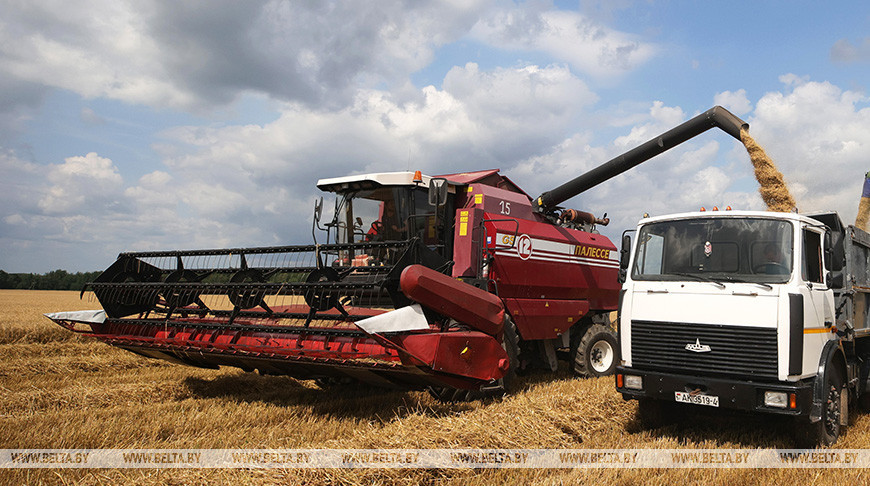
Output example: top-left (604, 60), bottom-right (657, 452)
top-left (46, 106), bottom-right (748, 400)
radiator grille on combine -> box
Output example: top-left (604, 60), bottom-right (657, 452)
top-left (630, 320), bottom-right (778, 380)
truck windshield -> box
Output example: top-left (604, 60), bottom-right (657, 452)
top-left (632, 217), bottom-right (793, 284)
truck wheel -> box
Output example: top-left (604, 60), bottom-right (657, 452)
top-left (798, 366), bottom-right (845, 447)
top-left (428, 317), bottom-right (519, 402)
top-left (573, 324), bottom-right (619, 377)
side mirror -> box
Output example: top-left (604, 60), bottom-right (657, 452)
top-left (823, 230), bottom-right (833, 271)
top-left (619, 233), bottom-right (632, 283)
top-left (313, 196), bottom-right (323, 223)
top-left (428, 178), bottom-right (448, 207)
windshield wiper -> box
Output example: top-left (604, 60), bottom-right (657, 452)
top-left (670, 272), bottom-right (726, 289)
top-left (718, 276), bottom-right (773, 290)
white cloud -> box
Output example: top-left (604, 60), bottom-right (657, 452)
top-left (38, 152), bottom-right (123, 215)
top-left (0, 0), bottom-right (653, 115)
top-left (4, 214), bottom-right (24, 225)
top-left (471, 6), bottom-right (656, 77)
top-left (714, 89), bottom-right (752, 116)
top-left (0, 1), bottom-right (492, 111)
top-left (158, 62), bottom-right (598, 184)
top-left (751, 77), bottom-right (870, 220)
top-left (612, 101), bottom-right (686, 147)
top-left (831, 37), bottom-right (870, 64)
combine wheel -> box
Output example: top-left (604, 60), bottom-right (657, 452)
top-left (573, 323), bottom-right (619, 377)
top-left (428, 317), bottom-right (519, 402)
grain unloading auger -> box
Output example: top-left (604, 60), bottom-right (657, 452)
top-left (47, 106), bottom-right (748, 400)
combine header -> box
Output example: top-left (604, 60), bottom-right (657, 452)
top-left (47, 106), bottom-right (748, 400)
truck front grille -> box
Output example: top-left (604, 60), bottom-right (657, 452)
top-left (630, 320), bottom-right (778, 380)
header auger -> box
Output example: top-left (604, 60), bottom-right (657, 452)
top-left (48, 106), bottom-right (748, 401)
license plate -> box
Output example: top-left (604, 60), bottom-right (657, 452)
top-left (674, 391), bottom-right (719, 407)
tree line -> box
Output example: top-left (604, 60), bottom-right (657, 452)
top-left (0, 270), bottom-right (101, 291)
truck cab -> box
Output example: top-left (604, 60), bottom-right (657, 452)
top-left (615, 210), bottom-right (854, 445)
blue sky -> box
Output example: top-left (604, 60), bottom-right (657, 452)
top-left (2, 0), bottom-right (869, 273)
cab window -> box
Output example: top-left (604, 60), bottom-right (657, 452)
top-left (802, 229), bottom-right (823, 284)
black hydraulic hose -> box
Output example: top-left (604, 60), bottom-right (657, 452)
top-left (533, 105), bottom-right (749, 212)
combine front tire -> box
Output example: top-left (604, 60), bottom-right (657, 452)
top-left (573, 324), bottom-right (619, 377)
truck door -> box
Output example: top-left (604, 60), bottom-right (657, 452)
top-left (799, 226), bottom-right (835, 376)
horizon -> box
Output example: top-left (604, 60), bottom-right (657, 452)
top-left (1, 1), bottom-right (869, 272)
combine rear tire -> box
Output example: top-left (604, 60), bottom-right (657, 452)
top-left (573, 324), bottom-right (619, 377)
top-left (428, 317), bottom-right (519, 402)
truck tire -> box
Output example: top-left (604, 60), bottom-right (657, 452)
top-left (798, 366), bottom-right (845, 447)
top-left (428, 317), bottom-right (519, 402)
top-left (573, 324), bottom-right (619, 377)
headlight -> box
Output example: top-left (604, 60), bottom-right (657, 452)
top-left (764, 391), bottom-right (788, 408)
top-left (624, 375), bottom-right (643, 390)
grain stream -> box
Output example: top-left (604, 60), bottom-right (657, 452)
top-left (740, 128), bottom-right (796, 212)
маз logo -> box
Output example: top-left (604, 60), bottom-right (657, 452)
top-left (685, 338), bottom-right (712, 353)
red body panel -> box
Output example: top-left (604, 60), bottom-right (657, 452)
top-left (502, 298), bottom-right (590, 341)
top-left (485, 217), bottom-right (619, 304)
top-left (400, 264), bottom-right (504, 336)
top-left (449, 180), bottom-right (619, 341)
top-left (387, 332), bottom-right (508, 382)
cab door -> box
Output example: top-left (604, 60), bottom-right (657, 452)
top-left (799, 226), bottom-right (835, 376)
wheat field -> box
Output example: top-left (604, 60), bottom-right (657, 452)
top-left (2, 289), bottom-right (870, 485)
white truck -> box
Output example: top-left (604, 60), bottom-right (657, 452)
top-left (615, 209), bottom-right (870, 446)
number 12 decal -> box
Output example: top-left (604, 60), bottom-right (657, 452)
top-left (517, 234), bottom-right (532, 260)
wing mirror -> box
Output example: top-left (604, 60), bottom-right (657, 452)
top-left (428, 178), bottom-right (448, 206)
top-left (619, 232), bottom-right (632, 283)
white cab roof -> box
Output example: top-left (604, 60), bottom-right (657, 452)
top-left (317, 171), bottom-right (435, 192)
top-left (637, 210), bottom-right (828, 227)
